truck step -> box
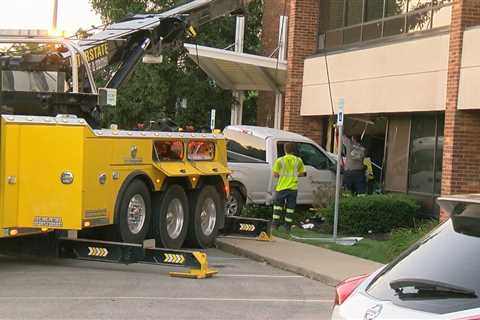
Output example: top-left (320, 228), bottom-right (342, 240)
top-left (221, 216), bottom-right (272, 241)
top-left (58, 238), bottom-right (217, 279)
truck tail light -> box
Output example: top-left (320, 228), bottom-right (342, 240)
top-left (225, 183), bottom-right (230, 196)
top-left (334, 274), bottom-right (369, 305)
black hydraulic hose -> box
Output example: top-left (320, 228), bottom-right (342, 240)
top-left (106, 37), bottom-right (151, 89)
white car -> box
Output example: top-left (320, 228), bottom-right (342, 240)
top-left (224, 125), bottom-right (336, 216)
top-left (332, 194), bottom-right (480, 320)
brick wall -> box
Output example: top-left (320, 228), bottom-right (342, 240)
top-left (441, 0), bottom-right (480, 220)
top-left (256, 0), bottom-right (289, 127)
top-left (282, 0), bottom-right (324, 143)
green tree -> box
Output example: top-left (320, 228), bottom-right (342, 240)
top-left (90, 0), bottom-right (263, 129)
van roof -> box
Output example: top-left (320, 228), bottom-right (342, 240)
top-left (224, 125), bottom-right (312, 141)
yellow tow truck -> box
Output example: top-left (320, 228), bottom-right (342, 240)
top-left (0, 0), bottom-right (270, 278)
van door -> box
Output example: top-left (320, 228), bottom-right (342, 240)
top-left (225, 130), bottom-right (270, 204)
top-left (276, 142), bottom-right (335, 205)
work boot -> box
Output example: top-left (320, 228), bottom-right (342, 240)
top-left (271, 221), bottom-right (280, 231)
top-left (285, 223), bottom-right (292, 233)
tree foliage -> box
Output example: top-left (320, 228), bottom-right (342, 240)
top-left (89, 0), bottom-right (263, 129)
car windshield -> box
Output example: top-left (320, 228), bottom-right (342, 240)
top-left (366, 203), bottom-right (480, 315)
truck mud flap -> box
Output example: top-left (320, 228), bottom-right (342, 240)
top-left (58, 238), bottom-right (217, 279)
top-left (220, 216), bottom-right (272, 241)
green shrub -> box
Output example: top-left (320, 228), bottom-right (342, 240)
top-left (386, 219), bottom-right (438, 258)
top-left (242, 204), bottom-right (272, 220)
top-left (320, 194), bottom-right (420, 235)
top-left (242, 204), bottom-right (311, 224)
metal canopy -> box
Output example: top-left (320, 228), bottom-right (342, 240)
top-left (184, 43), bottom-right (287, 92)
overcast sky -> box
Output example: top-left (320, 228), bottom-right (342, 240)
top-left (0, 0), bottom-right (102, 35)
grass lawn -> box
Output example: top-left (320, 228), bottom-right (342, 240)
top-left (273, 221), bottom-right (437, 264)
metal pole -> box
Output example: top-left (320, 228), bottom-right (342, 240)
top-left (231, 16), bottom-right (245, 125)
top-left (274, 16), bottom-right (288, 129)
top-left (274, 93), bottom-right (283, 129)
top-left (52, 0), bottom-right (58, 30)
top-left (333, 124), bottom-right (343, 241)
top-left (333, 98), bottom-right (345, 242)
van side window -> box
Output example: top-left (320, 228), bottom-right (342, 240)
top-left (277, 142), bottom-right (330, 170)
top-left (225, 130), bottom-right (266, 161)
top-left (297, 143), bottom-right (330, 170)
top-left (153, 141), bottom-right (184, 161)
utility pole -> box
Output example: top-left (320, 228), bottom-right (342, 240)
top-left (333, 98), bottom-right (345, 242)
top-left (231, 16), bottom-right (245, 125)
top-left (52, 0), bottom-right (58, 30)
top-left (273, 15), bottom-right (288, 129)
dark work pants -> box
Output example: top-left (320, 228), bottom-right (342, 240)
top-left (272, 189), bottom-right (298, 226)
top-left (344, 169), bottom-right (367, 195)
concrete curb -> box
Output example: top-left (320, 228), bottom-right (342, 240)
top-left (216, 238), bottom-right (340, 287)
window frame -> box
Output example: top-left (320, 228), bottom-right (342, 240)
top-left (318, 0), bottom-right (452, 51)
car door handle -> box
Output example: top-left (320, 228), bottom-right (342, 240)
top-left (212, 168), bottom-right (218, 172)
top-left (180, 169), bottom-right (186, 173)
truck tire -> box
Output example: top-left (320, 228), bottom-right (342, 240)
top-left (152, 185), bottom-right (189, 249)
top-left (186, 185), bottom-right (222, 248)
top-left (116, 179), bottom-right (152, 244)
top-left (225, 188), bottom-right (244, 217)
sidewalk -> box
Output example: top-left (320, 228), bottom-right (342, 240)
top-left (216, 236), bottom-right (383, 287)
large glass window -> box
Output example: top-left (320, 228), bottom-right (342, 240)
top-left (385, 0), bottom-right (408, 17)
top-left (407, 114), bottom-right (444, 195)
top-left (346, 0), bottom-right (364, 25)
top-left (365, 0), bottom-right (384, 21)
top-left (408, 116), bottom-right (436, 194)
top-left (362, 21), bottom-right (383, 40)
top-left (319, 0), bottom-right (345, 32)
top-left (385, 117), bottom-right (411, 193)
top-left (434, 118), bottom-right (444, 195)
top-left (383, 16), bottom-right (406, 36)
top-left (319, 0), bottom-right (452, 50)
top-left (407, 10), bottom-right (432, 32)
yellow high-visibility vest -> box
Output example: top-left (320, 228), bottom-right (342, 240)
top-left (273, 154), bottom-right (305, 191)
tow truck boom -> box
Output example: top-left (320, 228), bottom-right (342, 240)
top-left (0, 0), bottom-right (251, 124)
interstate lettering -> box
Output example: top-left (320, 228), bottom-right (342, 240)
top-left (76, 43), bottom-right (109, 65)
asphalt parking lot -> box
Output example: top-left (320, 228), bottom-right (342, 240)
top-left (0, 247), bottom-right (334, 319)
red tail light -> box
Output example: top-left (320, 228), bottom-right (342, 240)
top-left (334, 274), bottom-right (370, 305)
top-left (454, 316), bottom-right (480, 320)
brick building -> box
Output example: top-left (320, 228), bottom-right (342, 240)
top-left (259, 0), bottom-right (480, 215)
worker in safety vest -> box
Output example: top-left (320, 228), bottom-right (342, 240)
top-left (272, 142), bottom-right (306, 232)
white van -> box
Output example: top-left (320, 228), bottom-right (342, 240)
top-left (224, 125), bottom-right (336, 216)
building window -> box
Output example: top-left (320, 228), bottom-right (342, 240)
top-left (407, 113), bottom-right (444, 196)
top-left (384, 113), bottom-right (444, 197)
top-left (319, 0), bottom-right (452, 50)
